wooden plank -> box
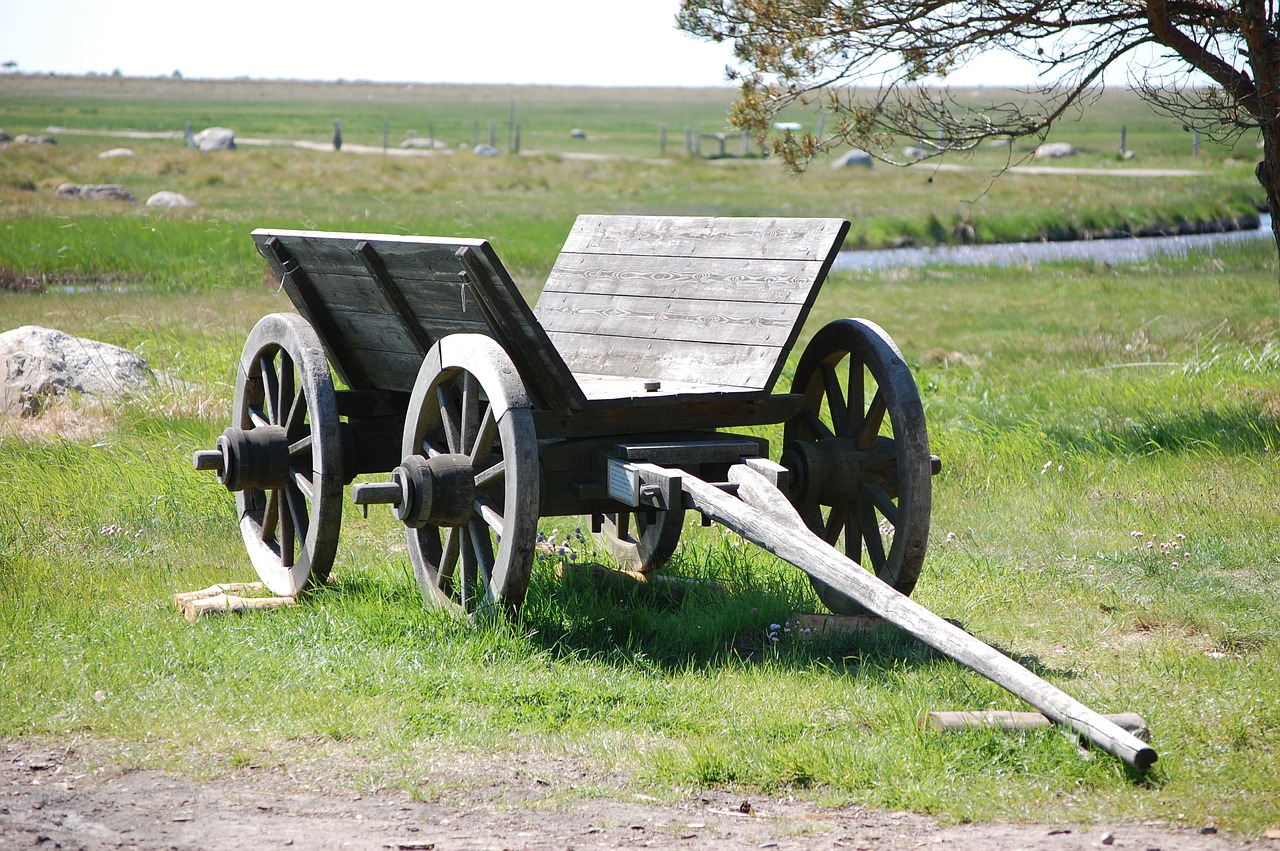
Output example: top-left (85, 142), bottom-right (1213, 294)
top-left (541, 254), bottom-right (823, 303)
top-left (678, 464), bottom-right (1157, 770)
top-left (535, 291), bottom-right (799, 347)
top-left (922, 711), bottom-right (1150, 740)
top-left (537, 215), bottom-right (850, 394)
top-left (559, 215), bottom-right (848, 261)
top-left (258, 236), bottom-right (372, 391)
top-left (543, 330), bottom-right (783, 390)
top-left (532, 393), bottom-right (804, 440)
top-left (356, 240), bottom-right (435, 357)
top-left (253, 229), bottom-right (489, 279)
top-left (456, 245), bottom-right (587, 413)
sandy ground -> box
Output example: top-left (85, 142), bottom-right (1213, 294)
top-left (1, 740), bottom-right (1264, 851)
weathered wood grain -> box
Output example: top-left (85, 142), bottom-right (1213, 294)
top-left (536, 214), bottom-right (849, 393)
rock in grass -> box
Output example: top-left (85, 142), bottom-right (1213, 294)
top-left (0, 325), bottom-right (157, 417)
top-left (193, 126), bottom-right (236, 152)
top-left (1035, 142), bottom-right (1077, 159)
top-left (55, 183), bottom-right (138, 202)
top-left (146, 190), bottom-right (195, 208)
top-left (99, 147), bottom-right (135, 158)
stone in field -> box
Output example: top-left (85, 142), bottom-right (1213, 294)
top-left (55, 183), bottom-right (138, 202)
top-left (1035, 142), bottom-right (1077, 159)
top-left (146, 190), bottom-right (195, 207)
top-left (193, 126), bottom-right (236, 152)
top-left (0, 326), bottom-right (157, 417)
top-left (99, 147), bottom-right (135, 158)
top-left (832, 149), bottom-right (873, 168)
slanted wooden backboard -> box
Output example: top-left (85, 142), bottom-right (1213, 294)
top-left (534, 215), bottom-right (850, 394)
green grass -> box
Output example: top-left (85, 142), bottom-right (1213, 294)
top-left (1, 77), bottom-right (1279, 838)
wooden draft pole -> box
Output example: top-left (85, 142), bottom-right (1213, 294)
top-left (678, 464), bottom-right (1158, 770)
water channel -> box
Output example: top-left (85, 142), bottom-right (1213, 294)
top-left (833, 213), bottom-right (1273, 271)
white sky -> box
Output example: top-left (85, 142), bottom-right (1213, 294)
top-left (0, 0), bottom-right (1161, 89)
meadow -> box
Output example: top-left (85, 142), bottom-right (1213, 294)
top-left (1, 76), bottom-right (1278, 836)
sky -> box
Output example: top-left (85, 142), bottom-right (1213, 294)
top-left (0, 0), bottom-right (1083, 89)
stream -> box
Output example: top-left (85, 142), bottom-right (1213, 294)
top-left (833, 213), bottom-right (1273, 271)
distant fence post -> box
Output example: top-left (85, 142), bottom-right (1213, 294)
top-left (1119, 125), bottom-right (1127, 155)
top-left (185, 121), bottom-right (194, 149)
top-left (513, 123), bottom-right (521, 154)
top-left (816, 109), bottom-right (826, 143)
top-left (1193, 128), bottom-right (1201, 156)
top-left (715, 133), bottom-right (726, 157)
top-left (685, 125), bottom-right (692, 155)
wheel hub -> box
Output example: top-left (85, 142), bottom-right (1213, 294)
top-left (391, 454), bottom-right (475, 528)
top-left (781, 436), bottom-right (898, 505)
top-left (207, 426), bottom-right (291, 492)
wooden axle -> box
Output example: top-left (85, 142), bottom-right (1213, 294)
top-left (661, 461), bottom-right (1157, 770)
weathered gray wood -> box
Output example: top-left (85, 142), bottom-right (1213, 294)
top-left (541, 254), bottom-right (826, 303)
top-left (923, 711), bottom-right (1150, 741)
top-left (678, 464), bottom-right (1158, 770)
top-left (558, 215), bottom-right (847, 260)
top-left (532, 393), bottom-right (805, 440)
top-left (536, 214), bottom-right (848, 393)
top-left (455, 245), bottom-right (587, 413)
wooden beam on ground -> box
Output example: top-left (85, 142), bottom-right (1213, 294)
top-left (675, 463), bottom-right (1158, 770)
top-left (922, 711), bottom-right (1150, 742)
top-left (786, 612), bottom-right (895, 639)
top-left (173, 583), bottom-right (296, 623)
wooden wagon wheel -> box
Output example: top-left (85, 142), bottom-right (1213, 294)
top-left (596, 508), bottom-right (684, 573)
top-left (782, 318), bottom-right (932, 614)
top-left (399, 334), bottom-right (540, 617)
top-left (216, 313), bottom-right (344, 597)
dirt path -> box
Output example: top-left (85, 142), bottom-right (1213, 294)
top-left (1, 740), bottom-right (1258, 851)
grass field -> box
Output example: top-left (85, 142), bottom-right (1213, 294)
top-left (1, 76), bottom-right (1279, 837)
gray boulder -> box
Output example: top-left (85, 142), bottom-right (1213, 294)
top-left (146, 190), bottom-right (195, 208)
top-left (902, 146), bottom-right (927, 160)
top-left (15, 134), bottom-right (56, 145)
top-left (99, 147), bottom-right (136, 158)
top-left (1, 326), bottom-right (158, 416)
top-left (832, 149), bottom-right (873, 168)
top-left (193, 126), bottom-right (236, 152)
top-left (473, 144), bottom-right (499, 157)
top-left (55, 183), bottom-right (138, 203)
top-left (1035, 142), bottom-right (1077, 159)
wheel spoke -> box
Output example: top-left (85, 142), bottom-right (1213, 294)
top-left (288, 435), bottom-right (313, 458)
top-left (822, 503), bottom-right (846, 545)
top-left (279, 491), bottom-right (295, 568)
top-left (476, 497), bottom-right (505, 538)
top-left (437, 527), bottom-right (461, 592)
top-left (474, 459), bottom-right (505, 490)
top-left (820, 363), bottom-right (848, 434)
top-left (292, 469), bottom-right (315, 501)
top-left (438, 384), bottom-right (462, 452)
top-left (248, 406), bottom-right (272, 429)
top-left (800, 408), bottom-right (835, 441)
top-left (846, 357), bottom-right (865, 438)
top-left (260, 489), bottom-right (279, 541)
top-left (459, 537), bottom-right (480, 608)
top-left (284, 387), bottom-right (306, 439)
top-left (860, 482), bottom-right (899, 526)
top-left (470, 405), bottom-right (497, 466)
top-left (278, 352), bottom-right (295, 427)
top-left (856, 503), bottom-right (887, 571)
top-left (469, 517), bottom-right (496, 589)
top-left (461, 372), bottom-right (480, 451)
top-left (260, 354), bottom-right (281, 424)
top-left (861, 388), bottom-right (888, 448)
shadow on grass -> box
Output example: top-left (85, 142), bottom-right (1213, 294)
top-left (1044, 405), bottom-right (1276, 456)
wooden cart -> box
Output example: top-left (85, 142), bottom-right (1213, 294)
top-left (194, 214), bottom-right (1155, 769)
